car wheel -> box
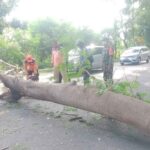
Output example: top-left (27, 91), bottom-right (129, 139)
top-left (137, 57), bottom-right (141, 64)
top-left (146, 57), bottom-right (149, 63)
top-left (120, 62), bottom-right (124, 66)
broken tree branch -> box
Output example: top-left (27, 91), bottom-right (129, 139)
top-left (0, 59), bottom-right (18, 69)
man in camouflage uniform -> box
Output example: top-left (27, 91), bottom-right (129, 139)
top-left (77, 41), bottom-right (93, 85)
top-left (102, 38), bottom-right (114, 82)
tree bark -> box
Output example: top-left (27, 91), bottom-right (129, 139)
top-left (0, 74), bottom-right (150, 134)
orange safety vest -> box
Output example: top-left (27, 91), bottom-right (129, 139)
top-left (25, 61), bottom-right (38, 73)
top-left (108, 47), bottom-right (114, 56)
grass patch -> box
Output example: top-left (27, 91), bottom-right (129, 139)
top-left (64, 106), bottom-right (77, 112)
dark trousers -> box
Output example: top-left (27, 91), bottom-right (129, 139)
top-left (83, 70), bottom-right (90, 85)
top-left (27, 71), bottom-right (39, 81)
top-left (58, 72), bottom-right (62, 83)
top-left (103, 56), bottom-right (113, 82)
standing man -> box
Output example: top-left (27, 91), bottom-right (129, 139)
top-left (51, 42), bottom-right (68, 83)
top-left (77, 41), bottom-right (93, 85)
top-left (102, 38), bottom-right (114, 83)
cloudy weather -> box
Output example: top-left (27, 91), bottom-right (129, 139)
top-left (8, 0), bottom-right (125, 32)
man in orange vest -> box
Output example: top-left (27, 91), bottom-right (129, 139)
top-left (24, 55), bottom-right (39, 81)
top-left (51, 42), bottom-right (68, 83)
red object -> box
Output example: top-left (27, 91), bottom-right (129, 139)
top-left (24, 55), bottom-right (37, 72)
top-left (108, 47), bottom-right (114, 56)
top-left (25, 55), bottom-right (34, 63)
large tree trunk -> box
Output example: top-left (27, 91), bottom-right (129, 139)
top-left (0, 74), bottom-right (150, 134)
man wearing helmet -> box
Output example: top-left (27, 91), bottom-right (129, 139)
top-left (24, 55), bottom-right (39, 81)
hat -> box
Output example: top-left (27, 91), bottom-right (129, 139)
top-left (25, 55), bottom-right (34, 63)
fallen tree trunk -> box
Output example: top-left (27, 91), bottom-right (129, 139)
top-left (0, 74), bottom-right (150, 134)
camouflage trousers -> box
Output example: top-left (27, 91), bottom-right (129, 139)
top-left (103, 56), bottom-right (114, 82)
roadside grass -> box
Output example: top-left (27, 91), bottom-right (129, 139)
top-left (64, 106), bottom-right (77, 112)
top-left (12, 144), bottom-right (28, 150)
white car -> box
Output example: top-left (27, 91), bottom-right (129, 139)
top-left (68, 46), bottom-right (104, 72)
top-left (120, 46), bottom-right (150, 65)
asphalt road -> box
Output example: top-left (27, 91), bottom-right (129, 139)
top-left (0, 100), bottom-right (150, 150)
top-left (0, 62), bottom-right (150, 150)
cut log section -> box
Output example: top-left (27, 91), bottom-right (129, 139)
top-left (0, 74), bottom-right (150, 134)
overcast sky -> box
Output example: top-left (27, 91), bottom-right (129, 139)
top-left (8, 0), bottom-right (125, 32)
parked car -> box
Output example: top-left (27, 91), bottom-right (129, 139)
top-left (68, 46), bottom-right (104, 72)
top-left (120, 46), bottom-right (150, 65)
top-left (68, 49), bottom-right (80, 72)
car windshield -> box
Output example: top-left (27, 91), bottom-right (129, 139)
top-left (124, 48), bottom-right (140, 54)
top-left (132, 49), bottom-right (140, 53)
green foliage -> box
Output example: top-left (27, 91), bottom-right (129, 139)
top-left (76, 27), bottom-right (98, 45)
top-left (68, 71), bottom-right (82, 79)
top-left (0, 0), bottom-right (17, 33)
top-left (95, 79), bottom-right (108, 95)
top-left (10, 19), bottom-right (27, 29)
top-left (117, 0), bottom-right (150, 47)
top-left (112, 80), bottom-right (139, 96)
top-left (64, 106), bottom-right (77, 112)
top-left (0, 36), bottom-right (23, 66)
top-left (0, 16), bottom-right (103, 69)
top-left (0, 0), bottom-right (17, 18)
top-left (93, 79), bottom-right (148, 102)
top-left (12, 143), bottom-right (28, 150)
top-left (38, 57), bottom-right (50, 69)
top-left (136, 92), bottom-right (147, 100)
top-left (26, 18), bottom-right (100, 69)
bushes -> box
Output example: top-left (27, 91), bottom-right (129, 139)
top-left (0, 37), bottom-right (24, 66)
